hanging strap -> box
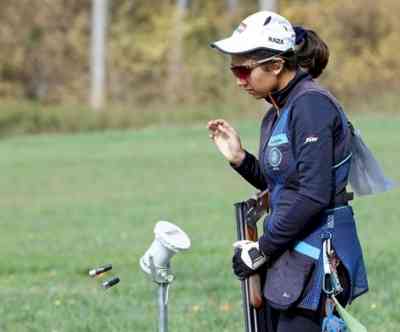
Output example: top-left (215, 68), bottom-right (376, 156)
top-left (322, 298), bottom-right (348, 332)
top-left (321, 231), bottom-right (344, 296)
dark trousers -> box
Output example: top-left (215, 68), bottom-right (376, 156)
top-left (276, 312), bottom-right (320, 332)
top-left (273, 306), bottom-right (322, 332)
top-left (258, 302), bottom-right (322, 332)
top-left (256, 259), bottom-right (350, 332)
top-left (257, 290), bottom-right (349, 332)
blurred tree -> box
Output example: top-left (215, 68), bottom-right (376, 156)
top-left (0, 0), bottom-right (90, 102)
top-left (0, 0), bottom-right (399, 107)
top-left (90, 0), bottom-right (108, 111)
top-left (166, 0), bottom-right (190, 102)
top-left (259, 0), bottom-right (279, 12)
top-left (227, 0), bottom-right (239, 14)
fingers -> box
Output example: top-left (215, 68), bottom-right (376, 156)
top-left (207, 119), bottom-right (230, 131)
top-left (216, 124), bottom-right (230, 137)
top-left (207, 119), bottom-right (226, 128)
top-left (207, 121), bottom-right (225, 141)
top-left (207, 119), bottom-right (237, 138)
top-left (233, 240), bottom-right (252, 249)
top-left (219, 120), bottom-right (236, 133)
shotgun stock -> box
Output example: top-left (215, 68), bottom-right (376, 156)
top-left (246, 232), bottom-right (264, 309)
top-left (234, 190), bottom-right (269, 332)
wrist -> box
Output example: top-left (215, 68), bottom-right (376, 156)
top-left (231, 149), bottom-right (246, 167)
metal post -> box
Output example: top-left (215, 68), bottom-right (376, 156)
top-left (149, 256), bottom-right (174, 332)
top-left (158, 283), bottom-right (169, 332)
top-left (90, 0), bottom-right (108, 111)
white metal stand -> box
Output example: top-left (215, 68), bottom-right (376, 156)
top-left (148, 256), bottom-right (174, 332)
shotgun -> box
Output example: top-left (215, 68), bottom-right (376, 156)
top-left (234, 190), bottom-right (269, 332)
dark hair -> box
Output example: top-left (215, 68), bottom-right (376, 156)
top-left (295, 29), bottom-right (329, 78)
top-left (244, 28), bottom-right (329, 79)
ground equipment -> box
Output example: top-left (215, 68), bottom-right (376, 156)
top-left (140, 221), bottom-right (191, 332)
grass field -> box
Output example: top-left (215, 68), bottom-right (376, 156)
top-left (1, 113), bottom-right (399, 332)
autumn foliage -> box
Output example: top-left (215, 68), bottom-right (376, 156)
top-left (0, 0), bottom-right (398, 106)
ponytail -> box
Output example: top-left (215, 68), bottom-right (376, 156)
top-left (294, 27), bottom-right (330, 78)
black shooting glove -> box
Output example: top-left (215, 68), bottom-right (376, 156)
top-left (232, 240), bottom-right (268, 280)
top-left (232, 248), bottom-right (256, 280)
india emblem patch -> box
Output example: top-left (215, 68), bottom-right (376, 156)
top-left (269, 147), bottom-right (282, 167)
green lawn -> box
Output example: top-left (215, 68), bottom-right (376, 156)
top-left (0, 114), bottom-right (399, 332)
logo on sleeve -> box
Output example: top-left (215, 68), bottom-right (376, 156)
top-left (304, 136), bottom-right (319, 144)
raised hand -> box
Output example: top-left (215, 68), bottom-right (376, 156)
top-left (207, 119), bottom-right (245, 166)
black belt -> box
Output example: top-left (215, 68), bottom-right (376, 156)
top-left (331, 190), bottom-right (354, 208)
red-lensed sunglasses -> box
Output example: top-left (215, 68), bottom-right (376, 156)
top-left (230, 56), bottom-right (281, 80)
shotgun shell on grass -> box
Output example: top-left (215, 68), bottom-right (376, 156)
top-left (102, 277), bottom-right (120, 289)
top-left (88, 264), bottom-right (112, 277)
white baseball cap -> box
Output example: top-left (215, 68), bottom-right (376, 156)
top-left (211, 11), bottom-right (296, 54)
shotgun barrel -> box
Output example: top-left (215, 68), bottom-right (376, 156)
top-left (234, 190), bottom-right (269, 332)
